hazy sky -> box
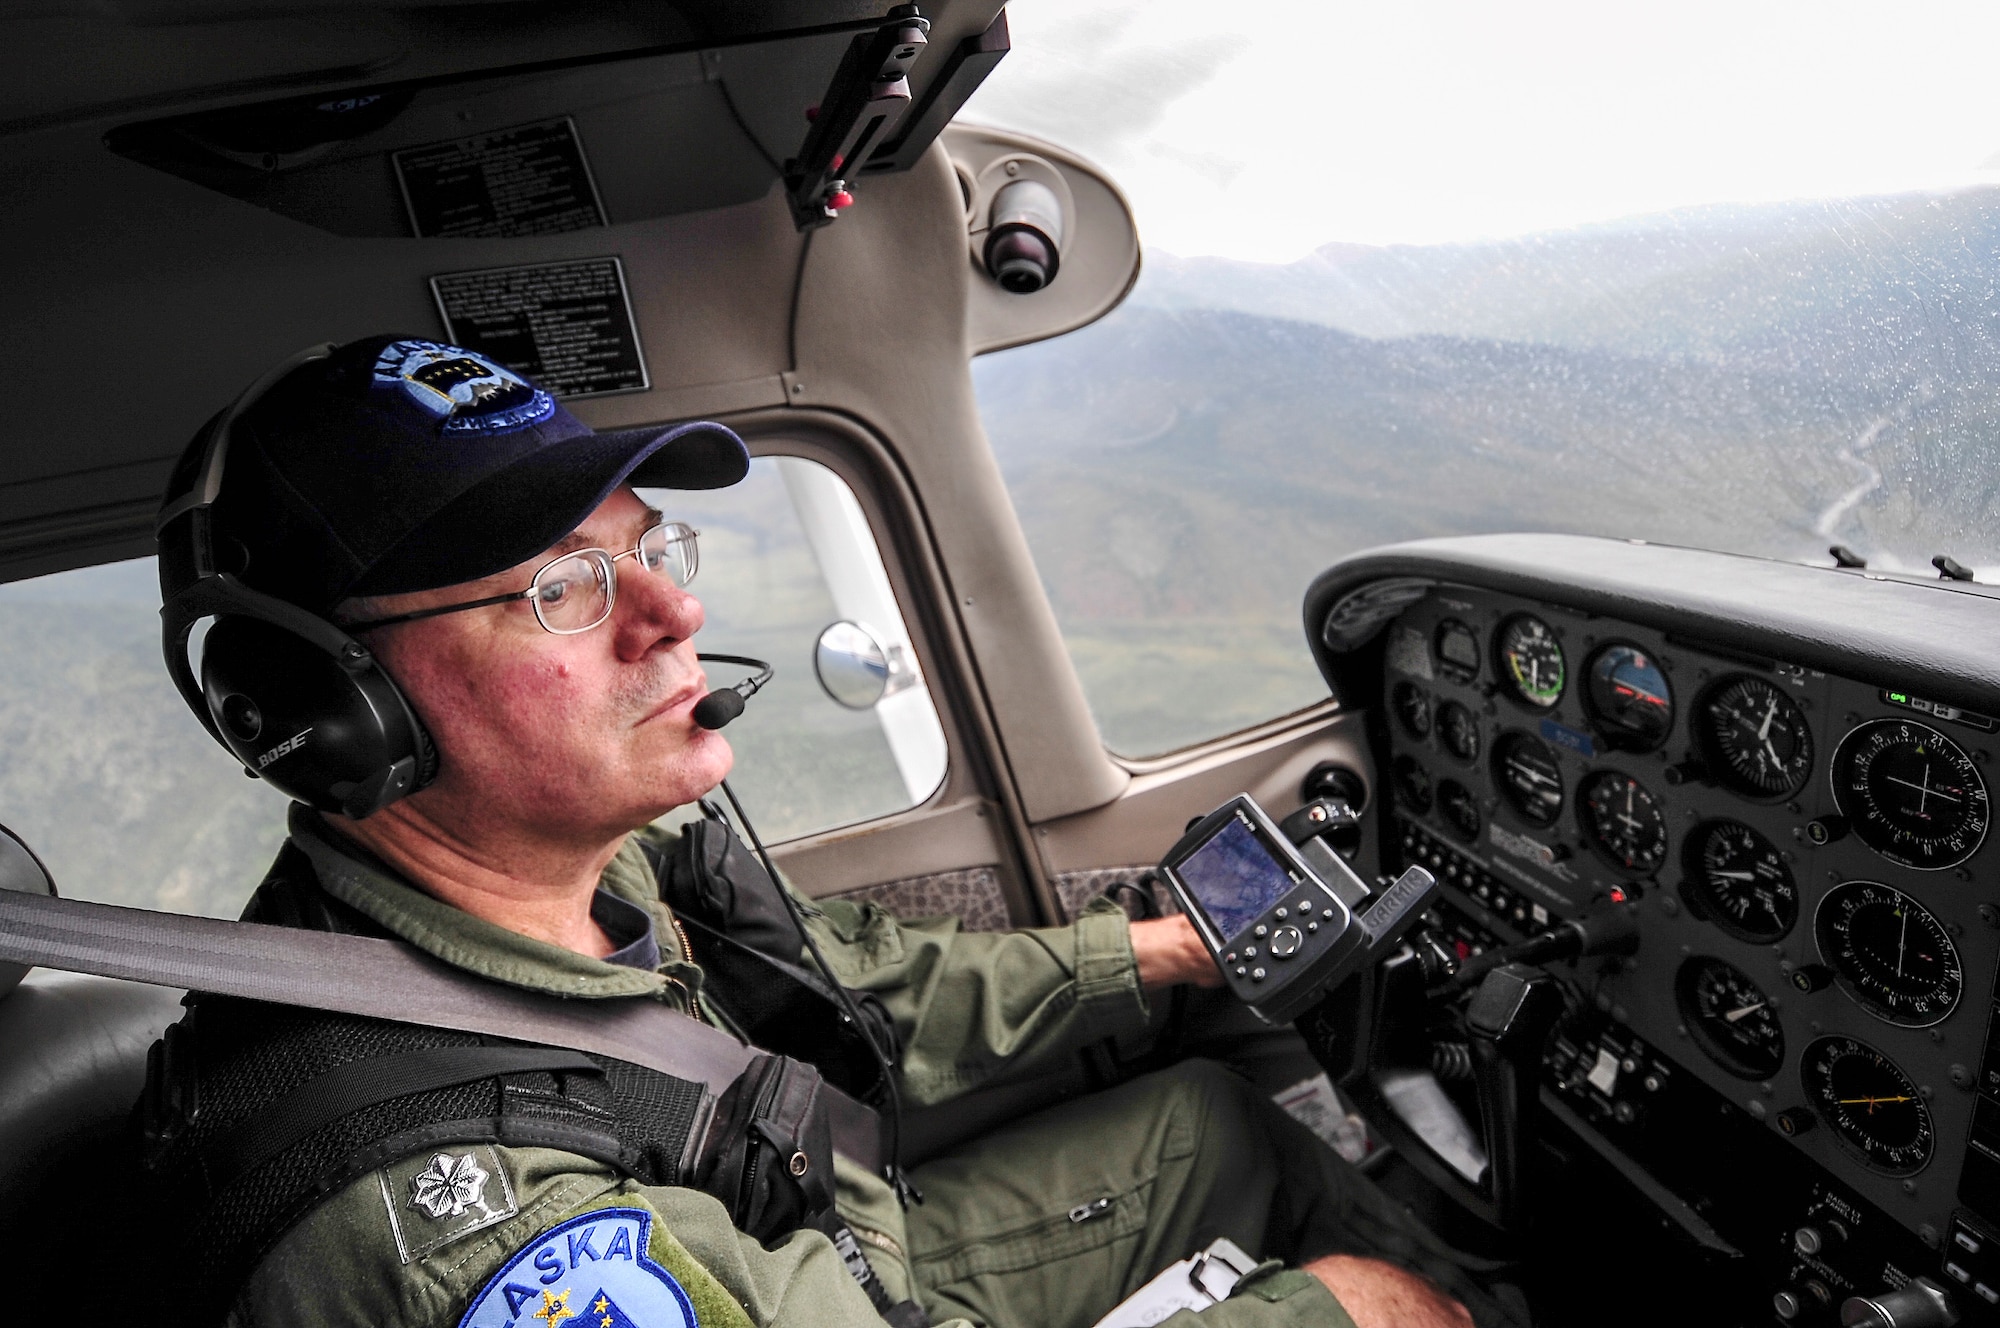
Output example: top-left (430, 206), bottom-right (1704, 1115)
top-left (964, 1), bottom-right (2000, 261)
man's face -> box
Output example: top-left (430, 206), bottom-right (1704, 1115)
top-left (359, 486), bottom-right (732, 844)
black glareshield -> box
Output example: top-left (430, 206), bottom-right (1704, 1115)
top-left (1159, 794), bottom-right (1438, 1025)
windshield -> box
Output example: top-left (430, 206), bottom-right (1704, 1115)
top-left (965, 1), bottom-right (2000, 758)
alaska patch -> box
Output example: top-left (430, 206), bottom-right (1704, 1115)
top-left (459, 1208), bottom-right (697, 1328)
top-left (380, 1146), bottom-right (519, 1264)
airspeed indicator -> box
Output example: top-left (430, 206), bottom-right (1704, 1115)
top-left (1496, 615), bottom-right (1566, 709)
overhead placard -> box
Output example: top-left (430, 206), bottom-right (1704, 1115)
top-left (430, 257), bottom-right (649, 399)
top-left (394, 117), bottom-right (607, 239)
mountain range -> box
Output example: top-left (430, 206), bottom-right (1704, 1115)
top-left (975, 186), bottom-right (2000, 754)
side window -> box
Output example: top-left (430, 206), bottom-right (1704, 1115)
top-left (0, 458), bottom-right (941, 916)
top-left (0, 559), bottom-right (291, 917)
top-left (643, 455), bottom-right (947, 843)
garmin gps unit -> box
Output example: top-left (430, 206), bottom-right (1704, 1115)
top-left (1159, 794), bottom-right (1438, 1024)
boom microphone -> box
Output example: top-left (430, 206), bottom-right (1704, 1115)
top-left (692, 654), bottom-right (774, 730)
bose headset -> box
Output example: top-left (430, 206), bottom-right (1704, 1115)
top-left (157, 344), bottom-right (440, 820)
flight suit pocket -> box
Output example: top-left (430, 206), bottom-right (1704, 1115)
top-left (910, 1179), bottom-right (1152, 1284)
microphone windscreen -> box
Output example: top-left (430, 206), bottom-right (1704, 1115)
top-left (691, 689), bottom-right (746, 730)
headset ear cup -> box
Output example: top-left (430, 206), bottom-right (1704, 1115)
top-left (200, 616), bottom-right (428, 818)
top-left (411, 707), bottom-right (440, 788)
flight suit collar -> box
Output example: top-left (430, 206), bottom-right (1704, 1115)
top-left (285, 803), bottom-right (705, 1004)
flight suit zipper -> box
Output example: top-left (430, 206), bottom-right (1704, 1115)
top-left (666, 913), bottom-right (702, 1022)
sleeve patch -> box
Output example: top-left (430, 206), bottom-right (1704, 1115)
top-left (381, 1146), bottom-right (521, 1264)
top-left (458, 1208), bottom-right (698, 1328)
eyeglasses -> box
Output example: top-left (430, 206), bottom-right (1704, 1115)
top-left (344, 520), bottom-right (699, 636)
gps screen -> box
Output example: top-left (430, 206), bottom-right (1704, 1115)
top-left (1176, 815), bottom-right (1298, 941)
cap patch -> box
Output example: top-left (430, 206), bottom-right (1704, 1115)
top-left (458, 1208), bottom-right (696, 1328)
top-left (374, 339), bottom-right (556, 436)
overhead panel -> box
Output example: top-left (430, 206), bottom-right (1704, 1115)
top-left (0, 0), bottom-right (1007, 584)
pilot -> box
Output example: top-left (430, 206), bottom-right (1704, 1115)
top-left (139, 337), bottom-right (1501, 1328)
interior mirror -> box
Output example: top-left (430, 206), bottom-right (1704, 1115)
top-left (814, 620), bottom-right (893, 710)
top-left (0, 820), bottom-right (54, 999)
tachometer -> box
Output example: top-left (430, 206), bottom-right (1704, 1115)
top-left (1830, 719), bottom-right (1989, 870)
top-left (1801, 1035), bottom-right (1934, 1175)
top-left (1493, 732), bottom-right (1564, 826)
top-left (1577, 770), bottom-right (1669, 873)
top-left (1676, 956), bottom-right (1786, 1080)
top-left (1696, 675), bottom-right (1815, 799)
top-left (1584, 644), bottom-right (1674, 751)
top-left (1495, 615), bottom-right (1565, 709)
top-left (1392, 681), bottom-right (1432, 739)
top-left (1813, 880), bottom-right (1962, 1027)
top-left (1433, 619), bottom-right (1481, 683)
top-left (1437, 779), bottom-right (1481, 843)
top-left (1437, 701), bottom-right (1481, 763)
top-left (1683, 820), bottom-right (1797, 943)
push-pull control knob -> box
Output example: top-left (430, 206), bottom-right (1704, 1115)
top-left (1842, 1277), bottom-right (1960, 1328)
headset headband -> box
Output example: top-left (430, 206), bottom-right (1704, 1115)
top-left (156, 344), bottom-right (389, 747)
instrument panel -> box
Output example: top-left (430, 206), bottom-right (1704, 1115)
top-left (1376, 582), bottom-right (1999, 1257)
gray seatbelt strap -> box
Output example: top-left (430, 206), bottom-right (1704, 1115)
top-left (0, 889), bottom-right (884, 1170)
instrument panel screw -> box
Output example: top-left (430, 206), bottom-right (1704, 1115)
top-left (1950, 1065), bottom-right (1972, 1089)
top-left (1979, 904), bottom-right (2000, 929)
top-left (1920, 1223), bottom-right (1942, 1249)
top-left (1902, 1180), bottom-right (1917, 1195)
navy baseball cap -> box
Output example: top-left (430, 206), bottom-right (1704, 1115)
top-left (202, 335), bottom-right (749, 610)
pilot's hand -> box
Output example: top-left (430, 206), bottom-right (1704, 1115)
top-left (1302, 1255), bottom-right (1474, 1328)
top-left (1129, 915), bottom-right (1224, 991)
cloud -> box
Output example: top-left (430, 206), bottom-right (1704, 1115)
top-left (963, 1), bottom-right (1250, 174)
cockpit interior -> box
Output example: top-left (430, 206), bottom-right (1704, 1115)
top-left (2, 4), bottom-right (1997, 1327)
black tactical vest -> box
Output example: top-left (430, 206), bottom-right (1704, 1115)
top-left (134, 818), bottom-right (921, 1328)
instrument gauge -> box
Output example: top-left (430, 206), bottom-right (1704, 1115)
top-left (1696, 675), bottom-right (1815, 799)
top-left (1393, 754), bottom-right (1434, 815)
top-left (1392, 681), bottom-right (1432, 739)
top-left (1584, 644), bottom-right (1674, 751)
top-left (1813, 880), bottom-right (1962, 1027)
top-left (1830, 719), bottom-right (1989, 871)
top-left (1493, 732), bottom-right (1564, 827)
top-left (1495, 615), bottom-right (1566, 709)
top-left (1684, 820), bottom-right (1797, 943)
top-left (1676, 956), bottom-right (1786, 1080)
top-left (1577, 771), bottom-right (1670, 873)
top-left (1437, 779), bottom-right (1481, 843)
top-left (1433, 619), bottom-right (1481, 683)
top-left (1437, 701), bottom-right (1481, 763)
top-left (1801, 1035), bottom-right (1934, 1175)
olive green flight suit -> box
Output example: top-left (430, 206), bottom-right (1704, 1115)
top-left (220, 809), bottom-right (1484, 1328)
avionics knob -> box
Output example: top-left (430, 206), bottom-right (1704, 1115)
top-left (1841, 1277), bottom-right (1961, 1328)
